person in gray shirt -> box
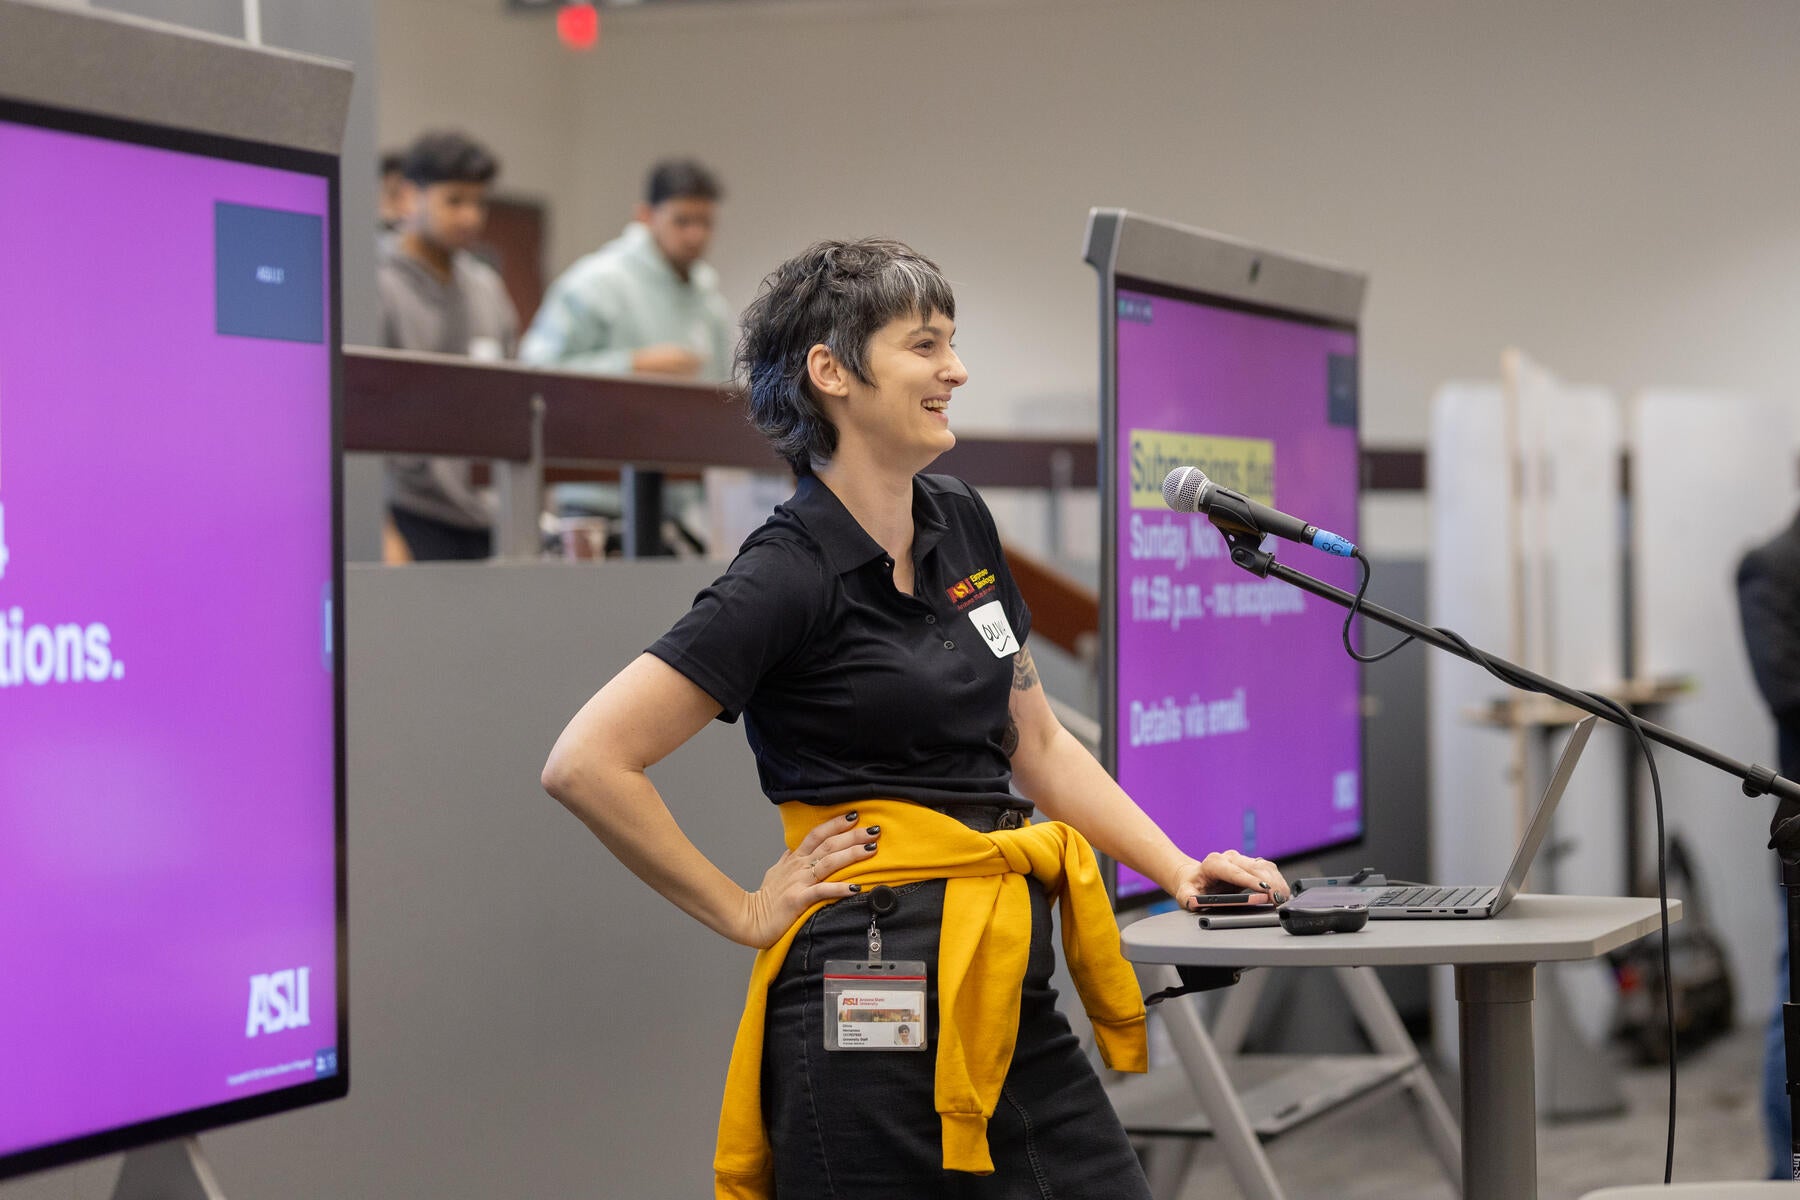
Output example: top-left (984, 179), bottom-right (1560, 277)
top-left (377, 131), bottom-right (519, 560)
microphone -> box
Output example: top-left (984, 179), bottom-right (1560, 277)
top-left (1161, 466), bottom-right (1356, 557)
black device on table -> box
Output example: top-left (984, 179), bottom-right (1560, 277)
top-left (1188, 891), bottom-right (1264, 908)
top-left (1275, 901), bottom-right (1370, 935)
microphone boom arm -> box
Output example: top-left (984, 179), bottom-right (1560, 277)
top-left (1221, 529), bottom-right (1800, 814)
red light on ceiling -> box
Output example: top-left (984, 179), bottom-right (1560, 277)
top-left (556, 3), bottom-right (599, 50)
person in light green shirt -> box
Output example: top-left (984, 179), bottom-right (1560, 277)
top-left (521, 159), bottom-right (734, 381)
top-left (523, 160), bottom-right (738, 537)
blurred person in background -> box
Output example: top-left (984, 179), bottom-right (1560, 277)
top-left (377, 148), bottom-right (408, 239)
top-left (1737, 512), bottom-right (1800, 1179)
top-left (522, 159), bottom-right (736, 545)
top-left (377, 130), bottom-right (519, 562)
top-left (521, 158), bottom-right (732, 380)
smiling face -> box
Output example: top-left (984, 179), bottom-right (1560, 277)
top-left (813, 309), bottom-right (967, 475)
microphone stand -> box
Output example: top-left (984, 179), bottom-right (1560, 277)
top-left (1219, 529), bottom-right (1800, 1180)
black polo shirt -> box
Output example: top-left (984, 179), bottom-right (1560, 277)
top-left (648, 473), bottom-right (1034, 810)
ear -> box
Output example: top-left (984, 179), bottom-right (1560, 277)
top-left (806, 343), bottom-right (852, 402)
top-left (633, 201), bottom-right (654, 226)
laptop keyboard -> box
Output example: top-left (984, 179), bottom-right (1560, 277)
top-left (1372, 886), bottom-right (1491, 908)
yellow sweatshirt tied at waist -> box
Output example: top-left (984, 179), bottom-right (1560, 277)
top-left (714, 798), bottom-right (1148, 1200)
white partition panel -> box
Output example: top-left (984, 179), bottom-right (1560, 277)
top-left (1427, 380), bottom-right (1518, 1066)
top-left (1632, 389), bottom-right (1796, 1024)
top-left (1429, 362), bottom-right (1627, 1065)
top-left (1511, 357), bottom-right (1629, 1058)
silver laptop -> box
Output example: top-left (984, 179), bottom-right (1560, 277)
top-left (1298, 716), bottom-right (1596, 919)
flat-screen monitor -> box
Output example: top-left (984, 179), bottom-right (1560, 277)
top-left (1084, 210), bottom-right (1367, 906)
top-left (0, 11), bottom-right (348, 1176)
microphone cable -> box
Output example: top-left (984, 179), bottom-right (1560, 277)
top-left (1340, 552), bottom-right (1679, 1184)
top-left (1343, 549), bottom-right (1414, 663)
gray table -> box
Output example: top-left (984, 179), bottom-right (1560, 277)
top-left (1122, 894), bottom-right (1680, 1200)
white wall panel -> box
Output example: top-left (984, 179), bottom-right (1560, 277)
top-left (1632, 389), bottom-right (1797, 1024)
top-left (1427, 380), bottom-right (1516, 1065)
top-left (1429, 362), bottom-right (1629, 1062)
top-left (1510, 357), bottom-right (1628, 1056)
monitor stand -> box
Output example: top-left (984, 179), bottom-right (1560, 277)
top-left (112, 1137), bottom-right (227, 1200)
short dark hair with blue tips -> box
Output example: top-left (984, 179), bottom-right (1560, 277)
top-left (737, 239), bottom-right (956, 476)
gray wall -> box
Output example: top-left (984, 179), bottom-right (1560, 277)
top-left (382, 0), bottom-right (1800, 448)
top-left (93, 0), bottom-right (239, 36)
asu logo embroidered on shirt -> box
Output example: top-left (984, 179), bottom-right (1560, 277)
top-left (945, 567), bottom-right (997, 610)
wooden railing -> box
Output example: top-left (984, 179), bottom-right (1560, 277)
top-left (340, 346), bottom-right (1421, 644)
top-left (1003, 545), bottom-right (1099, 659)
top-left (343, 345), bottom-right (1426, 489)
top-left (343, 347), bottom-right (1100, 484)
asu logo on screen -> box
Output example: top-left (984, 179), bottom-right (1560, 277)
top-left (1127, 429), bottom-right (1275, 510)
top-left (245, 967), bottom-right (312, 1037)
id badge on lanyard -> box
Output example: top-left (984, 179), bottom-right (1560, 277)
top-left (822, 885), bottom-right (927, 1051)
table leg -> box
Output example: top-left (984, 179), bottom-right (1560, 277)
top-left (1155, 965), bottom-right (1287, 1200)
top-left (1455, 962), bottom-right (1537, 1200)
top-left (1336, 965), bottom-right (1461, 1184)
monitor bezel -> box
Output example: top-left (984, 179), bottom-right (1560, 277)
top-left (1084, 208), bottom-right (1368, 910)
top-left (0, 94), bottom-right (349, 1182)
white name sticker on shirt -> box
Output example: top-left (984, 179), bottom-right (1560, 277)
top-left (968, 599), bottom-right (1019, 658)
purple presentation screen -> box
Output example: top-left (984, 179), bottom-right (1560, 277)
top-left (0, 115), bottom-right (339, 1161)
top-left (1112, 285), bottom-right (1362, 900)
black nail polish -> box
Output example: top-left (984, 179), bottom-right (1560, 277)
top-left (864, 842), bottom-right (878, 851)
top-left (1257, 881), bottom-right (1270, 890)
top-left (848, 884), bottom-right (862, 893)
top-left (844, 812), bottom-right (858, 823)
top-left (866, 825), bottom-right (881, 836)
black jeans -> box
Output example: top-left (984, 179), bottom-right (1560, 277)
top-left (759, 812), bottom-right (1150, 1199)
top-left (389, 506), bottom-right (491, 562)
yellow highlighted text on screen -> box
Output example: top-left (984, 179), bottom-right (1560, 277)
top-left (1127, 430), bottom-right (1275, 510)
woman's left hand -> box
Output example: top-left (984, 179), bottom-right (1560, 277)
top-left (1167, 851), bottom-right (1290, 911)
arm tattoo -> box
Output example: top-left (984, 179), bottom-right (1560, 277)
top-left (1000, 717), bottom-right (1020, 757)
top-left (1011, 646), bottom-right (1039, 692)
